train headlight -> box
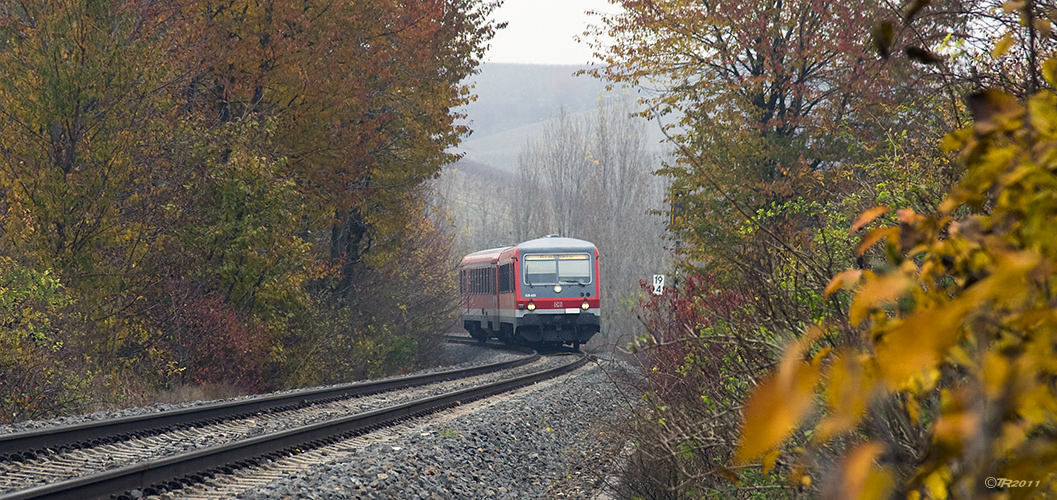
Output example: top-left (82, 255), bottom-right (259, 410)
top-left (553, 285), bottom-right (562, 293)
top-left (581, 301), bottom-right (590, 310)
top-left (527, 302), bottom-right (536, 311)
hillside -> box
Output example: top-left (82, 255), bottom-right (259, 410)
top-left (455, 63), bottom-right (609, 172)
top-left (453, 63), bottom-right (669, 172)
top-left (458, 63), bottom-right (606, 138)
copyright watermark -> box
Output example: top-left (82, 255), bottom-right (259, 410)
top-left (985, 477), bottom-right (1040, 488)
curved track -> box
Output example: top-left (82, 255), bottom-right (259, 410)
top-left (0, 343), bottom-right (585, 500)
top-left (0, 342), bottom-right (534, 463)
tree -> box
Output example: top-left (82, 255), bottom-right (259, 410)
top-left (585, 0), bottom-right (971, 495)
top-left (0, 0), bottom-right (502, 417)
top-left (737, 2), bottom-right (1057, 497)
top-left (198, 0), bottom-right (502, 298)
top-left (0, 0), bottom-right (208, 389)
top-left (587, 0), bottom-right (896, 212)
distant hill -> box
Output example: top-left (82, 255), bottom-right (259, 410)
top-left (452, 63), bottom-right (668, 172)
top-left (457, 63), bottom-right (606, 139)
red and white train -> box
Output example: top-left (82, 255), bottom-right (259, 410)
top-left (459, 235), bottom-right (601, 348)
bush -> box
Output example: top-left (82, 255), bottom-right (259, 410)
top-left (0, 258), bottom-right (89, 422)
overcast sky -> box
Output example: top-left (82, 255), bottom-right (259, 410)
top-left (484, 0), bottom-right (615, 65)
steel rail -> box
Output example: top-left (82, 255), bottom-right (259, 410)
top-left (0, 344), bottom-right (536, 459)
top-left (0, 354), bottom-right (588, 500)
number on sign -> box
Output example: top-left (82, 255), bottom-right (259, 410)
top-left (652, 274), bottom-right (665, 295)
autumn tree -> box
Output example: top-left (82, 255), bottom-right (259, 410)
top-left (0, 0), bottom-right (211, 399)
top-left (585, 0), bottom-right (970, 495)
top-left (735, 1), bottom-right (1057, 497)
top-left (0, 0), bottom-right (501, 418)
top-left (197, 0), bottom-right (500, 296)
top-left (585, 0), bottom-right (950, 382)
top-left (587, 0), bottom-right (896, 223)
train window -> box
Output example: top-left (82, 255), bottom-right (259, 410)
top-left (524, 255), bottom-right (557, 284)
top-left (468, 267), bottom-right (495, 294)
top-left (498, 264), bottom-right (513, 293)
top-left (557, 255), bottom-right (591, 284)
top-left (523, 254), bottom-right (591, 285)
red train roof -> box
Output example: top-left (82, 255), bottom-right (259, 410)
top-left (458, 236), bottom-right (599, 268)
top-left (458, 246), bottom-right (512, 267)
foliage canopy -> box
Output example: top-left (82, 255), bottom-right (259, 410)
top-left (0, 0), bottom-right (499, 419)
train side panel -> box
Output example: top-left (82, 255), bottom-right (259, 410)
top-left (459, 247), bottom-right (508, 341)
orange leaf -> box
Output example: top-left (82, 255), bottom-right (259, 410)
top-left (849, 206), bottom-right (889, 234)
top-left (762, 449), bottom-right (781, 475)
top-left (933, 410), bottom-right (981, 452)
top-left (811, 347), bottom-right (833, 368)
top-left (896, 208), bottom-right (923, 226)
top-left (714, 466), bottom-right (740, 485)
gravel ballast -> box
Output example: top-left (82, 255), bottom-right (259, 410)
top-left (0, 342), bottom-right (638, 499)
top-left (215, 358), bottom-right (636, 500)
top-left (0, 342), bottom-right (524, 436)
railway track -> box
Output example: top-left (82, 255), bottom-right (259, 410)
top-left (0, 344), bottom-right (586, 500)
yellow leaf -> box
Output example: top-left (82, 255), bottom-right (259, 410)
top-left (1001, 0), bottom-right (1026, 13)
top-left (1043, 58), bottom-right (1057, 89)
top-left (817, 350), bottom-right (871, 442)
top-left (992, 31), bottom-right (1015, 59)
top-left (849, 272), bottom-right (912, 325)
top-left (981, 350), bottom-right (1013, 400)
top-left (923, 467), bottom-right (953, 500)
top-left (1028, 92), bottom-right (1057, 137)
top-left (736, 337), bottom-right (821, 462)
top-left (964, 250), bottom-right (1041, 306)
top-left (968, 90), bottom-right (1022, 135)
top-left (762, 449), bottom-right (781, 475)
top-left (824, 269), bottom-right (863, 299)
top-left (831, 442), bottom-right (894, 500)
top-left (856, 226), bottom-right (900, 256)
top-left (874, 301), bottom-right (972, 387)
top-left (906, 397), bottom-right (922, 422)
top-left (849, 206), bottom-right (888, 234)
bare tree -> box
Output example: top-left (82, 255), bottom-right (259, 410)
top-left (514, 93), bottom-right (669, 348)
top-left (513, 152), bottom-right (550, 243)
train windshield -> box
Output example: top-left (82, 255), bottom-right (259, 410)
top-left (524, 254), bottom-right (591, 285)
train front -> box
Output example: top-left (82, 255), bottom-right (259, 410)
top-left (513, 236), bottom-right (600, 348)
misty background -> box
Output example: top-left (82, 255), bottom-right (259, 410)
top-left (435, 63), bottom-right (671, 348)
